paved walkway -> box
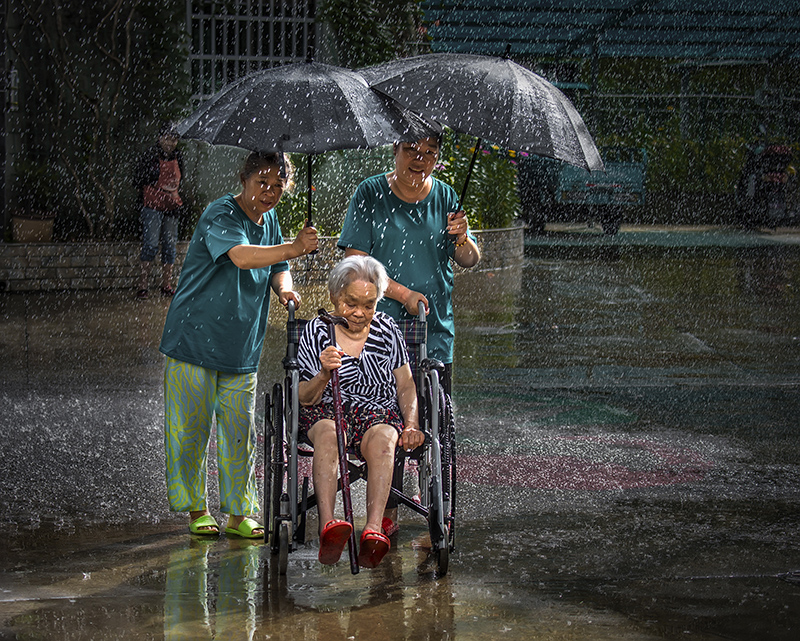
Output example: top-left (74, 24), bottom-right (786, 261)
top-left (1, 226), bottom-right (800, 640)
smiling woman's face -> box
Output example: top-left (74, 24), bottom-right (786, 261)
top-left (239, 165), bottom-right (285, 219)
top-left (393, 137), bottom-right (440, 187)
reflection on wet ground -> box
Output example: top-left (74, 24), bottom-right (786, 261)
top-left (2, 227), bottom-right (800, 639)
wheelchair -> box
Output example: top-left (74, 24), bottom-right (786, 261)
top-left (264, 301), bottom-right (456, 576)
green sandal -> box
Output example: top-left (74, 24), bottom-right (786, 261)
top-left (225, 517), bottom-right (264, 539)
top-left (189, 514), bottom-right (219, 536)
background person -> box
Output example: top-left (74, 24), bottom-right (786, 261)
top-left (159, 151), bottom-right (318, 539)
top-left (338, 133), bottom-right (481, 398)
top-left (134, 122), bottom-right (185, 299)
top-left (297, 255), bottom-right (424, 568)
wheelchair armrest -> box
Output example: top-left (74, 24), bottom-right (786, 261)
top-left (419, 357), bottom-right (445, 373)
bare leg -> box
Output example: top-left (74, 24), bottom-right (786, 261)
top-left (383, 507), bottom-right (398, 522)
top-left (360, 424), bottom-right (399, 533)
top-left (307, 419), bottom-right (341, 529)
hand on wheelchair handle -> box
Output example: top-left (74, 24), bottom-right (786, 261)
top-left (402, 290), bottom-right (428, 317)
top-left (280, 290), bottom-right (301, 310)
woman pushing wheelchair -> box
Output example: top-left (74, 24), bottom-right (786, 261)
top-left (297, 255), bottom-right (425, 568)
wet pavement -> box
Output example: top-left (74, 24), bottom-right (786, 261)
top-left (2, 225), bottom-right (800, 640)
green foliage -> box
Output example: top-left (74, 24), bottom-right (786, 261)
top-left (318, 0), bottom-right (428, 67)
top-left (9, 0), bottom-right (191, 239)
top-left (645, 136), bottom-right (747, 195)
top-left (275, 154), bottom-right (314, 236)
top-left (436, 132), bottom-right (520, 229)
top-left (8, 158), bottom-right (64, 217)
top-left (276, 148), bottom-right (397, 236)
top-left (577, 56), bottom-right (800, 199)
top-left (597, 114), bottom-right (749, 195)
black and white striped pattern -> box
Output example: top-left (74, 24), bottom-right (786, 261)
top-left (297, 311), bottom-right (409, 411)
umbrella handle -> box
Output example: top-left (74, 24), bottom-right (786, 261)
top-left (459, 138), bottom-right (482, 210)
top-left (306, 155), bottom-right (313, 228)
top-left (306, 155), bottom-right (318, 255)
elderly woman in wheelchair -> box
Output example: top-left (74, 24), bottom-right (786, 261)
top-left (297, 255), bottom-right (425, 568)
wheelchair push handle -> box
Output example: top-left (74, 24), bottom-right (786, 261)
top-left (287, 299), bottom-right (296, 322)
top-left (416, 300), bottom-right (428, 363)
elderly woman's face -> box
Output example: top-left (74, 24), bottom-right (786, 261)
top-left (332, 279), bottom-right (378, 334)
top-left (394, 137), bottom-right (440, 186)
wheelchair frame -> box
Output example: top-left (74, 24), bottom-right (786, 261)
top-left (264, 301), bottom-right (456, 576)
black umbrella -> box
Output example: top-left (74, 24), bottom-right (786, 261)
top-left (361, 51), bottom-right (604, 205)
top-left (178, 60), bottom-right (433, 226)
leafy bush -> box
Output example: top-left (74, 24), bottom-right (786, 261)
top-left (436, 132), bottom-right (520, 229)
top-left (9, 0), bottom-right (190, 239)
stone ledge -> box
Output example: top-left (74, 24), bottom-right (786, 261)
top-left (0, 227), bottom-right (523, 292)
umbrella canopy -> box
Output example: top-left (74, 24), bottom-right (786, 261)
top-left (180, 60), bottom-right (431, 153)
top-left (362, 52), bottom-right (603, 204)
top-left (362, 53), bottom-right (603, 171)
top-left (178, 60), bottom-right (434, 223)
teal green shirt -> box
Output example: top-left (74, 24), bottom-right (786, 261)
top-left (338, 174), bottom-right (473, 364)
top-left (160, 193), bottom-right (289, 373)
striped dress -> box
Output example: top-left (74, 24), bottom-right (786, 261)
top-left (297, 311), bottom-right (409, 411)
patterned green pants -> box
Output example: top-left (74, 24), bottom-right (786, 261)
top-left (164, 357), bottom-right (259, 516)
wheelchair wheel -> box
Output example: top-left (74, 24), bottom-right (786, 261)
top-left (267, 383), bottom-right (285, 555)
top-left (277, 520), bottom-right (290, 575)
top-left (421, 375), bottom-right (455, 576)
top-left (436, 524), bottom-right (450, 576)
top-left (264, 388), bottom-right (273, 542)
top-left (440, 389), bottom-right (456, 554)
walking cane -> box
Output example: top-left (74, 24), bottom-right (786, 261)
top-left (318, 309), bottom-right (359, 574)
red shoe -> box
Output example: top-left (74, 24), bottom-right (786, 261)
top-left (358, 529), bottom-right (390, 568)
top-left (381, 517), bottom-right (399, 537)
top-left (318, 519), bottom-right (352, 565)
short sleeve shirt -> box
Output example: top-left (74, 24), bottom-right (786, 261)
top-left (297, 312), bottom-right (409, 411)
top-left (159, 193), bottom-right (289, 373)
top-left (338, 173), bottom-right (474, 364)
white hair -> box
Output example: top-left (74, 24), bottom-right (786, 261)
top-left (328, 255), bottom-right (389, 301)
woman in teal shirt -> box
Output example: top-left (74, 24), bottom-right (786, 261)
top-left (338, 134), bottom-right (481, 397)
top-left (160, 151), bottom-right (317, 538)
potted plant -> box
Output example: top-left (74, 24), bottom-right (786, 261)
top-left (10, 159), bottom-right (58, 242)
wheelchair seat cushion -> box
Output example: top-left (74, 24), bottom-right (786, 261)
top-left (298, 402), bottom-right (404, 461)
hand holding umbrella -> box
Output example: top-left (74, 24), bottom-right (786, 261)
top-left (446, 210), bottom-right (468, 242)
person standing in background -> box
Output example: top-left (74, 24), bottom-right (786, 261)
top-left (134, 122), bottom-right (184, 299)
